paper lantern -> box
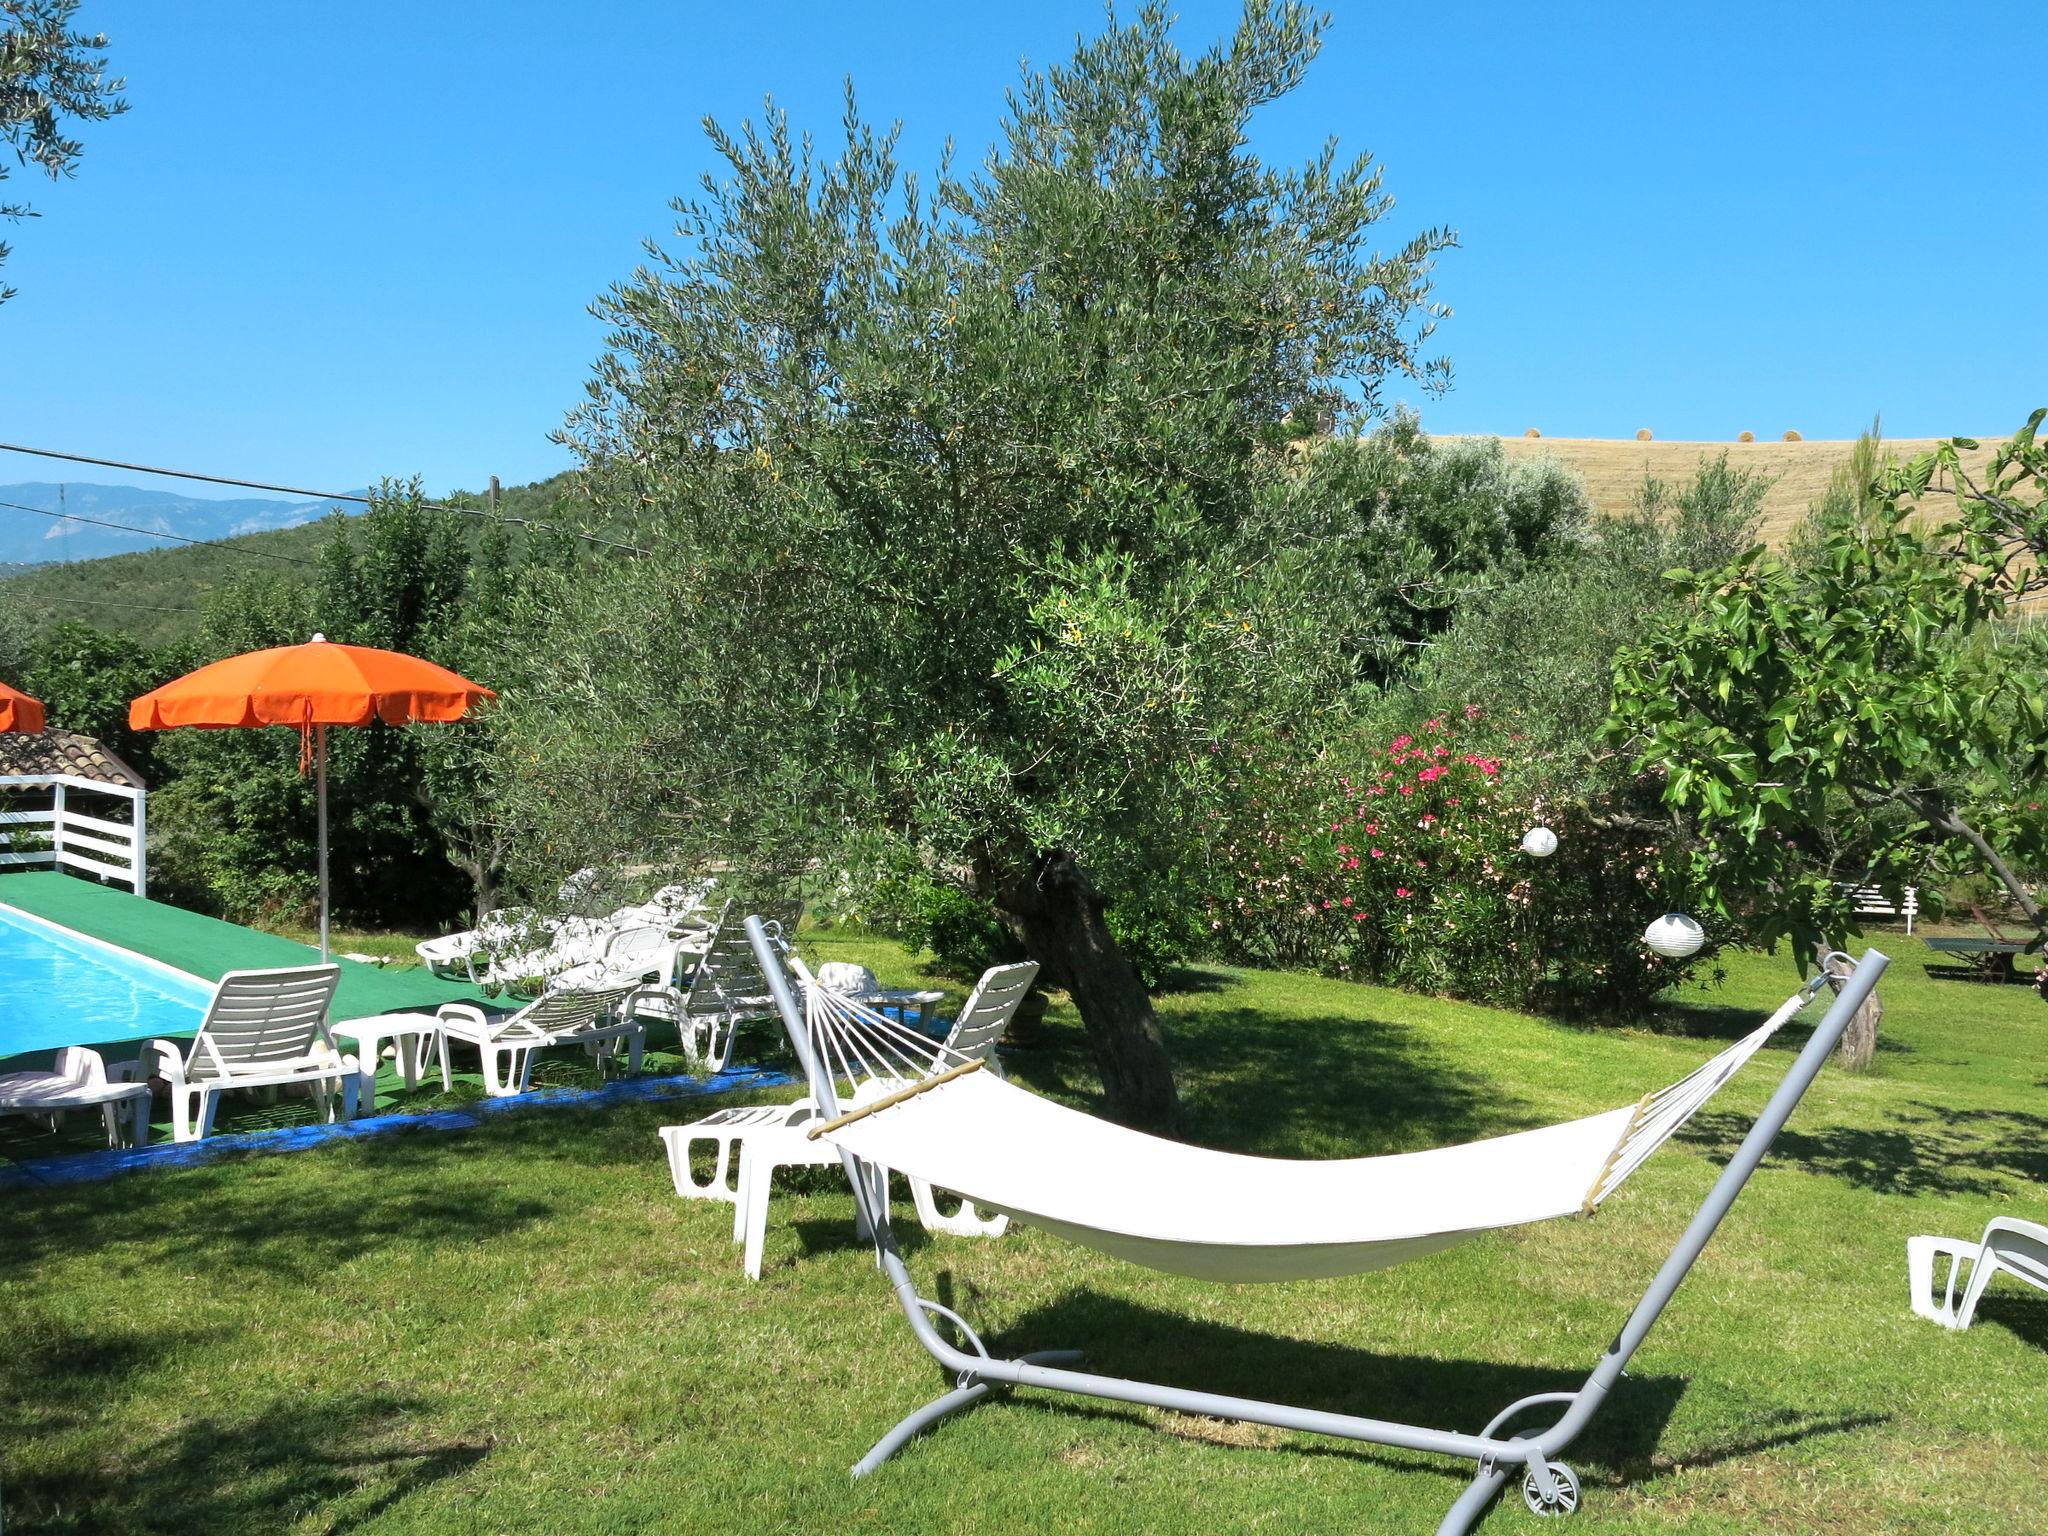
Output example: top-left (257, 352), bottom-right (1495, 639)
top-left (1520, 826), bottom-right (1558, 858)
top-left (1643, 913), bottom-right (1706, 959)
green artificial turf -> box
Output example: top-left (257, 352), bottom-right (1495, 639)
top-left (1, 927), bottom-right (2042, 1533)
top-left (0, 871), bottom-right (493, 1028)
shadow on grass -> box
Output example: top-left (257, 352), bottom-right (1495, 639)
top-left (2, 1379), bottom-right (486, 1535)
top-left (901, 1288), bottom-right (1885, 1491)
top-left (1678, 1100), bottom-right (2048, 1196)
top-left (1173, 1005), bottom-right (1509, 1158)
top-left (0, 1127), bottom-right (561, 1277)
top-left (1972, 1294), bottom-right (2048, 1352)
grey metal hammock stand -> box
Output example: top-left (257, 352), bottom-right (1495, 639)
top-left (744, 917), bottom-right (1887, 1532)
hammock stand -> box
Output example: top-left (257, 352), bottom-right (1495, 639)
top-left (744, 917), bottom-right (1887, 1532)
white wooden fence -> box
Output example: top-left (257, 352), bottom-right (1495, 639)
top-left (0, 774), bottom-right (148, 895)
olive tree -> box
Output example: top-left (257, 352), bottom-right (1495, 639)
top-left (499, 1), bottom-right (1454, 1126)
top-left (2, 1), bottom-right (125, 305)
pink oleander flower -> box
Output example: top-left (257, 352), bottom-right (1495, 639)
top-left (1370, 847), bottom-right (1385, 859)
top-left (1396, 886), bottom-right (1414, 898)
top-left (1398, 784), bottom-right (1414, 796)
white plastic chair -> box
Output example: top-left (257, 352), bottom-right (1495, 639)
top-left (659, 958), bottom-right (1038, 1274)
top-left (138, 964), bottom-right (355, 1143)
top-left (1909, 1217), bottom-right (2048, 1329)
top-left (434, 984), bottom-right (645, 1097)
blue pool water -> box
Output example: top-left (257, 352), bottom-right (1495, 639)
top-left (0, 904), bottom-right (211, 1060)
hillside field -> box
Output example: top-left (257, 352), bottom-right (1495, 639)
top-left (1485, 434), bottom-right (2001, 548)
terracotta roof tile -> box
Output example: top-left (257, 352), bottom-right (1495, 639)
top-left (0, 728), bottom-right (146, 788)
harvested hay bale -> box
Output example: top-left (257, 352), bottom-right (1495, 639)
top-left (1636, 428), bottom-right (1653, 441)
top-left (1738, 430), bottom-right (1755, 442)
top-left (1524, 427), bottom-right (1541, 438)
top-left (1783, 429), bottom-right (1803, 441)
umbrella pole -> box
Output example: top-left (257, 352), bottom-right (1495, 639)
top-left (317, 724), bottom-right (330, 963)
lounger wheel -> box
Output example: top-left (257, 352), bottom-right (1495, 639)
top-left (1521, 1462), bottom-right (1580, 1518)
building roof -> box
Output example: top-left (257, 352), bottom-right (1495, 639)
top-left (0, 727), bottom-right (146, 789)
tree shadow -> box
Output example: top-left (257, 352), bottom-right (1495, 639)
top-left (1, 1378), bottom-right (487, 1534)
top-left (0, 1128), bottom-right (559, 1279)
top-left (1167, 1001), bottom-right (1512, 1158)
top-left (1678, 1100), bottom-right (2048, 1196)
top-left (900, 1287), bottom-right (1883, 1490)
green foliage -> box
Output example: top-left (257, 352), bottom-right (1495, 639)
top-left (1207, 711), bottom-right (1706, 1013)
top-left (0, 0), bottom-right (126, 304)
top-left (500, 2), bottom-right (1455, 1118)
top-left (18, 619), bottom-right (181, 773)
top-left (143, 481), bottom-right (533, 928)
top-left (1609, 414), bottom-right (2048, 963)
top-left (1405, 451), bottom-right (1767, 797)
top-left (1293, 414), bottom-right (1590, 681)
top-left (0, 473), bottom-right (580, 649)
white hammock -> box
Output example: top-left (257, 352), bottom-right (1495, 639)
top-left (802, 986), bottom-right (1810, 1284)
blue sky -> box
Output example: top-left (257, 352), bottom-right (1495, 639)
top-left (3, 1), bottom-right (2042, 500)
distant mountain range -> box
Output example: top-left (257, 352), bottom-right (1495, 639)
top-left (0, 482), bottom-right (364, 566)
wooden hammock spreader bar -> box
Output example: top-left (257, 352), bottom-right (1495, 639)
top-left (807, 1057), bottom-right (986, 1140)
top-left (1582, 1091), bottom-right (1656, 1215)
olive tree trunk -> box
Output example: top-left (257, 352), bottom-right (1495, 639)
top-left (991, 849), bottom-right (1179, 1130)
top-left (1817, 942), bottom-right (1884, 1071)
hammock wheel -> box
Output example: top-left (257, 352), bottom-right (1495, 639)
top-left (1523, 1462), bottom-right (1581, 1517)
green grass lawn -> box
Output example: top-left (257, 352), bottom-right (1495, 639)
top-left (2, 929), bottom-right (2042, 1533)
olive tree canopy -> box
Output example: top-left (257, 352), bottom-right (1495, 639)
top-left (499, 1), bottom-right (1455, 1126)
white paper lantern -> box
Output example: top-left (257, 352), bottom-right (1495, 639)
top-left (1520, 826), bottom-right (1558, 858)
top-left (1643, 912), bottom-right (1706, 960)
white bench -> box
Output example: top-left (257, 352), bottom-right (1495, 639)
top-left (1840, 884), bottom-right (1918, 934)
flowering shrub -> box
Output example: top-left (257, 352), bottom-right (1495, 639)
top-left (1208, 711), bottom-right (1708, 1015)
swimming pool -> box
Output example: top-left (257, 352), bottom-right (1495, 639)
top-left (0, 903), bottom-right (211, 1061)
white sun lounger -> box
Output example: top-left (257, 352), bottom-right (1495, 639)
top-left (1909, 1217), bottom-right (2048, 1329)
top-left (135, 964), bottom-right (357, 1142)
top-left (658, 959), bottom-right (1040, 1274)
top-left (433, 983), bottom-right (645, 1097)
top-left (0, 1047), bottom-right (153, 1147)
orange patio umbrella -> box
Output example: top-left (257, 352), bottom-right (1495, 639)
top-left (0, 678), bottom-right (45, 734)
top-left (130, 634), bottom-right (494, 959)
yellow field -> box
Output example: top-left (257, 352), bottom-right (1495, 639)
top-left (1477, 434), bottom-right (2002, 546)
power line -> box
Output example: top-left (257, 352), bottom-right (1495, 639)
top-left (7, 591), bottom-right (203, 615)
top-left (0, 496), bottom-right (321, 566)
top-left (0, 441), bottom-right (649, 557)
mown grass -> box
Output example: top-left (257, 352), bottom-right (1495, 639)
top-left (2, 929), bottom-right (2042, 1533)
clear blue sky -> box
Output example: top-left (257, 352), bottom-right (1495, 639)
top-left (4, 1), bottom-right (2042, 500)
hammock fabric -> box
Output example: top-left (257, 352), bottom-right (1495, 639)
top-left (803, 985), bottom-right (1809, 1284)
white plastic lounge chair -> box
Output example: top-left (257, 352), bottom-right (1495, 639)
top-left (660, 900), bottom-right (803, 1072)
top-left (433, 983), bottom-right (645, 1097)
top-left (742, 915), bottom-right (1888, 1533)
top-left (0, 1047), bottom-right (153, 1147)
top-left (657, 959), bottom-right (1040, 1273)
top-left (136, 964), bottom-right (356, 1143)
top-left (415, 906), bottom-right (553, 979)
top-left (1909, 1217), bottom-right (2048, 1330)
top-left (903, 961), bottom-right (1038, 1238)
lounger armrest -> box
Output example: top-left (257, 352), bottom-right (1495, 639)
top-left (114, 1038), bottom-right (187, 1089)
